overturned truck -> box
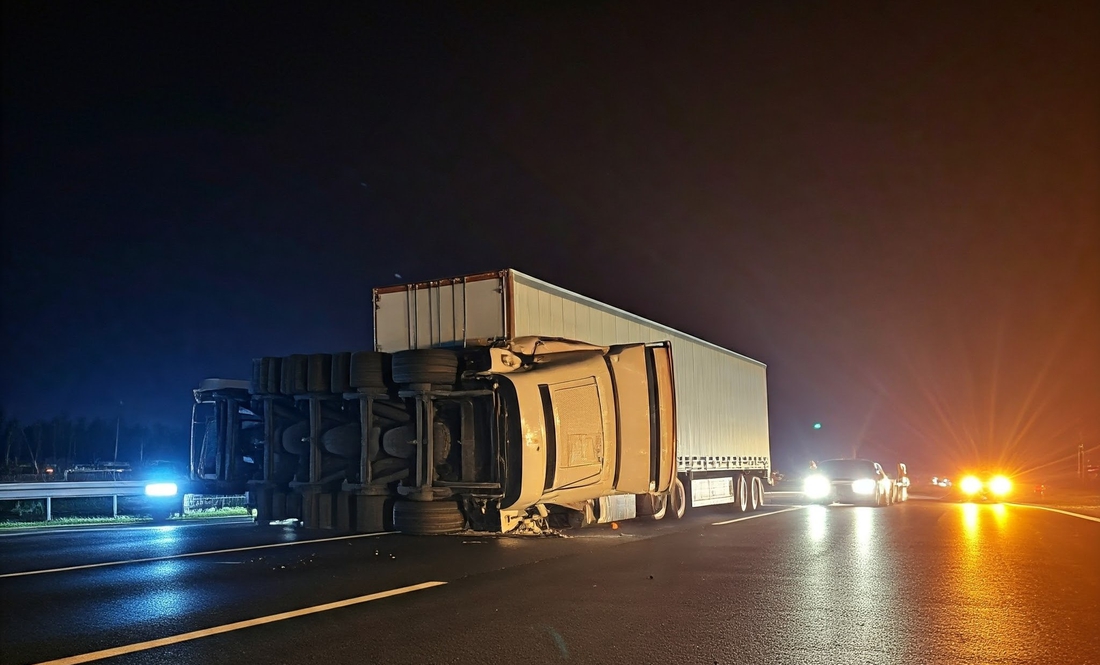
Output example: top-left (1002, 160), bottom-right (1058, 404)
top-left (190, 269), bottom-right (771, 535)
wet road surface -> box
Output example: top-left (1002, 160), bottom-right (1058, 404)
top-left (1, 496), bottom-right (1097, 665)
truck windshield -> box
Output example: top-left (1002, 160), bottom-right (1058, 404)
top-left (815, 459), bottom-right (877, 480)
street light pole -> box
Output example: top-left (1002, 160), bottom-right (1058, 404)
top-left (113, 400), bottom-right (123, 462)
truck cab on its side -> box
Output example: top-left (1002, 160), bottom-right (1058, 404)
top-left (484, 338), bottom-right (677, 532)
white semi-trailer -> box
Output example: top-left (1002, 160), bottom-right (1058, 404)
top-left (372, 269), bottom-right (771, 531)
top-left (192, 269), bottom-right (771, 535)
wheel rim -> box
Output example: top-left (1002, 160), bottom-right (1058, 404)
top-left (671, 479), bottom-right (686, 519)
top-left (652, 494), bottom-right (667, 520)
top-left (738, 475), bottom-right (748, 512)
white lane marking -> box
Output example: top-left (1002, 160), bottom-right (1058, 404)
top-left (33, 581), bottom-right (447, 665)
top-left (1007, 503), bottom-right (1100, 524)
top-left (711, 505), bottom-right (804, 526)
top-left (0, 531), bottom-right (393, 578)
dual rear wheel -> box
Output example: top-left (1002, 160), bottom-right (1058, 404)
top-left (654, 473), bottom-right (765, 521)
top-left (735, 473), bottom-right (765, 513)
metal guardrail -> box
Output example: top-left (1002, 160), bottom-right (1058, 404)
top-left (0, 481), bottom-right (151, 520)
top-left (0, 481), bottom-right (149, 500)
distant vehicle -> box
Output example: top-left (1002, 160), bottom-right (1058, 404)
top-left (803, 458), bottom-right (895, 506)
top-left (953, 472), bottom-right (1013, 503)
top-left (930, 476), bottom-right (952, 488)
top-left (892, 463), bottom-right (910, 503)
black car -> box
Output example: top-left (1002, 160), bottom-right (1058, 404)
top-left (803, 458), bottom-right (895, 506)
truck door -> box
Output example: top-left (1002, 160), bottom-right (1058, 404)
top-left (541, 376), bottom-right (606, 492)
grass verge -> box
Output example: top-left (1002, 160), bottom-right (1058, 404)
top-left (0, 506), bottom-right (253, 530)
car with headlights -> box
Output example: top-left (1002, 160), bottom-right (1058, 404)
top-left (953, 472), bottom-right (1013, 503)
top-left (138, 460), bottom-right (188, 521)
top-left (803, 458), bottom-right (894, 506)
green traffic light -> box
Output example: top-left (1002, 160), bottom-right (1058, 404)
top-left (813, 423), bottom-right (822, 429)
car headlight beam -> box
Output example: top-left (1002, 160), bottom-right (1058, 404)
top-left (988, 475), bottom-right (1012, 496)
top-left (803, 475), bottom-right (831, 499)
top-left (959, 475), bottom-right (982, 495)
top-left (144, 482), bottom-right (178, 497)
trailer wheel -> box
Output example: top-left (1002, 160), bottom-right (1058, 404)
top-left (350, 351), bottom-right (390, 390)
top-left (330, 352), bottom-right (352, 393)
top-left (734, 473), bottom-right (749, 513)
top-left (748, 475), bottom-right (761, 511)
top-left (752, 476), bottom-right (765, 509)
top-left (392, 499), bottom-right (466, 535)
top-left (392, 349), bottom-right (459, 386)
top-left (669, 478), bottom-right (687, 519)
top-left (250, 357), bottom-right (267, 395)
top-left (305, 353), bottom-right (333, 393)
top-left (281, 354), bottom-right (309, 395)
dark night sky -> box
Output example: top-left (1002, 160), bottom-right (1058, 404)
top-left (3, 2), bottom-right (1097, 475)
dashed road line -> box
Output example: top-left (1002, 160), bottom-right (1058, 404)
top-left (1007, 503), bottom-right (1100, 524)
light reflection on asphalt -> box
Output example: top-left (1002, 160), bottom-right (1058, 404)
top-left (792, 504), bottom-right (907, 663)
top-left (948, 502), bottom-right (1033, 663)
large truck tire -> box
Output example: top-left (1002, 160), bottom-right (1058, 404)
top-left (264, 357), bottom-right (283, 394)
top-left (392, 349), bottom-right (459, 386)
top-left (748, 474), bottom-right (761, 511)
top-left (252, 356), bottom-right (285, 395)
top-left (752, 476), bottom-right (765, 510)
top-left (349, 351), bottom-right (390, 390)
top-left (250, 358), bottom-right (267, 395)
top-left (669, 477), bottom-right (687, 519)
top-left (306, 353), bottom-right (333, 393)
top-left (392, 499), bottom-right (466, 535)
top-left (330, 352), bottom-right (352, 394)
top-left (281, 354), bottom-right (309, 395)
top-left (734, 473), bottom-right (749, 513)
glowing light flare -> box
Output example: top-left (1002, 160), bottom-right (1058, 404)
top-left (989, 475), bottom-right (1012, 496)
top-left (803, 475), bottom-right (831, 499)
top-left (144, 483), bottom-right (178, 497)
top-left (960, 476), bottom-right (982, 495)
top-left (851, 478), bottom-right (876, 495)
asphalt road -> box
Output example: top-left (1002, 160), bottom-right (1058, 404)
top-left (1, 496), bottom-right (1098, 665)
